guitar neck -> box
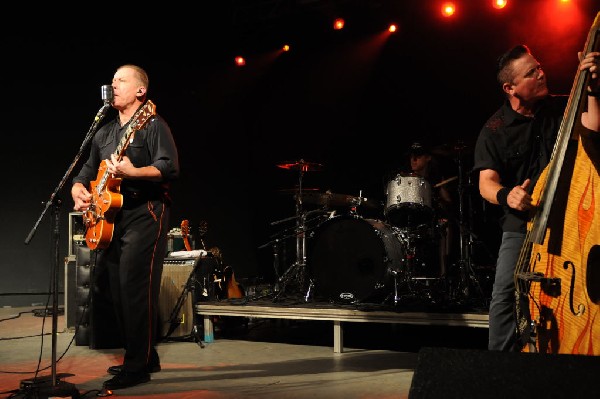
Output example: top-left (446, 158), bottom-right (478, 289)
top-left (95, 131), bottom-right (131, 196)
top-left (94, 100), bottom-right (156, 196)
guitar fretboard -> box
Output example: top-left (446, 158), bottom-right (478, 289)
top-left (94, 100), bottom-right (156, 196)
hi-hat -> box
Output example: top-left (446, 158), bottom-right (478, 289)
top-left (276, 159), bottom-right (323, 172)
top-left (299, 191), bottom-right (380, 209)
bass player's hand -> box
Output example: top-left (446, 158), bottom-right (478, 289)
top-left (507, 179), bottom-right (533, 211)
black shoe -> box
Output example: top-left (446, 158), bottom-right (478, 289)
top-left (107, 363), bottom-right (161, 375)
top-left (103, 371), bottom-right (150, 390)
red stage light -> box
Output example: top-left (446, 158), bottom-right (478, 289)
top-left (235, 56), bottom-right (246, 66)
top-left (333, 18), bottom-right (345, 30)
top-left (493, 0), bottom-right (508, 9)
top-left (441, 2), bottom-right (456, 17)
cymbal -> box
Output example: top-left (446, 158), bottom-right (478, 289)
top-left (322, 193), bottom-right (361, 207)
top-left (431, 142), bottom-right (473, 157)
top-left (276, 159), bottom-right (323, 172)
top-left (277, 187), bottom-right (320, 193)
top-left (300, 191), bottom-right (379, 209)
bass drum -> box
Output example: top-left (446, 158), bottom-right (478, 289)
top-left (307, 216), bottom-right (405, 304)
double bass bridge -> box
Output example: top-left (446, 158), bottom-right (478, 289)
top-left (516, 272), bottom-right (561, 297)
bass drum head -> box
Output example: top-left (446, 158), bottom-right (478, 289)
top-left (308, 216), bottom-right (404, 304)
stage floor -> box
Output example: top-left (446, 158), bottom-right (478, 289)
top-left (0, 300), bottom-right (489, 398)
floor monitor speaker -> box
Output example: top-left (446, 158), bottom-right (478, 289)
top-left (408, 347), bottom-right (600, 399)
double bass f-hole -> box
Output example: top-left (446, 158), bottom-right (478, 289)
top-left (563, 260), bottom-right (585, 316)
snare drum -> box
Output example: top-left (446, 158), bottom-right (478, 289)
top-left (384, 174), bottom-right (433, 228)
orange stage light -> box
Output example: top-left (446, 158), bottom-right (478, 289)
top-left (333, 18), bottom-right (345, 30)
top-left (235, 56), bottom-right (246, 66)
top-left (282, 44), bottom-right (290, 52)
top-left (388, 24), bottom-right (397, 33)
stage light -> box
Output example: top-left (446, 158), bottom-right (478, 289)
top-left (441, 2), bottom-right (456, 17)
top-left (235, 56), bottom-right (246, 66)
top-left (282, 44), bottom-right (290, 52)
top-left (333, 18), bottom-right (345, 30)
top-left (388, 24), bottom-right (398, 33)
top-left (493, 0), bottom-right (508, 9)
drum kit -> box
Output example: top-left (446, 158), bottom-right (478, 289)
top-left (262, 155), bottom-right (490, 309)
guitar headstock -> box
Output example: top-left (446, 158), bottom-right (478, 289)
top-left (180, 219), bottom-right (192, 251)
top-left (131, 100), bottom-right (157, 131)
top-left (181, 219), bottom-right (190, 237)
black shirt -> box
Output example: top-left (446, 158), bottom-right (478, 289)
top-left (473, 95), bottom-right (568, 232)
top-left (73, 108), bottom-right (179, 205)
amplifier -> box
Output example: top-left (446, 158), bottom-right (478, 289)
top-left (167, 228), bottom-right (194, 252)
top-left (68, 212), bottom-right (86, 256)
top-left (159, 263), bottom-right (196, 338)
top-left (163, 257), bottom-right (197, 266)
top-left (159, 256), bottom-right (221, 338)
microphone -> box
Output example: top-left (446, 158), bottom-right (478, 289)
top-left (101, 85), bottom-right (114, 104)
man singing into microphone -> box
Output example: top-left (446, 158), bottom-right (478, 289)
top-left (71, 65), bottom-right (179, 390)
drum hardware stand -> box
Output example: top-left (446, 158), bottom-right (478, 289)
top-left (452, 143), bottom-right (486, 306)
top-left (273, 209), bottom-right (310, 302)
top-left (272, 239), bottom-right (281, 291)
top-left (387, 228), bottom-right (433, 306)
top-left (273, 164), bottom-right (312, 302)
top-left (268, 159), bottom-right (326, 302)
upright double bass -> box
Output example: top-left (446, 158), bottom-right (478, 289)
top-left (514, 12), bottom-right (600, 355)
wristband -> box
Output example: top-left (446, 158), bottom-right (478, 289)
top-left (496, 187), bottom-right (510, 207)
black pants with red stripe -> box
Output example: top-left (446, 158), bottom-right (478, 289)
top-left (96, 199), bottom-right (169, 373)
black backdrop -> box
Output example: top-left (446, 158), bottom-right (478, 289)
top-left (1, 1), bottom-right (595, 305)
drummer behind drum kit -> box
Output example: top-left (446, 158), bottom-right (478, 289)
top-left (262, 157), bottom-right (490, 309)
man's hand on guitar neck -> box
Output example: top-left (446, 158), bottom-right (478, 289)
top-left (106, 154), bottom-right (135, 178)
top-left (106, 154), bottom-right (163, 181)
top-left (71, 182), bottom-right (92, 212)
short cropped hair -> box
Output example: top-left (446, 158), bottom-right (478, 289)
top-left (117, 64), bottom-right (149, 91)
top-left (496, 44), bottom-right (531, 86)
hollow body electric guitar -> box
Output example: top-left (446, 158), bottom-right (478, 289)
top-left (83, 100), bottom-right (157, 250)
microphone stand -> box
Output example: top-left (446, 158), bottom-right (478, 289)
top-left (20, 97), bottom-right (112, 399)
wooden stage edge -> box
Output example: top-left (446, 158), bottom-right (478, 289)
top-left (195, 301), bottom-right (489, 353)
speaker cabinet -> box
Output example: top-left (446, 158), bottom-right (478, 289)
top-left (408, 347), bottom-right (600, 399)
top-left (159, 263), bottom-right (196, 338)
top-left (74, 246), bottom-right (123, 349)
top-left (63, 255), bottom-right (77, 330)
top-left (159, 256), bottom-right (221, 339)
